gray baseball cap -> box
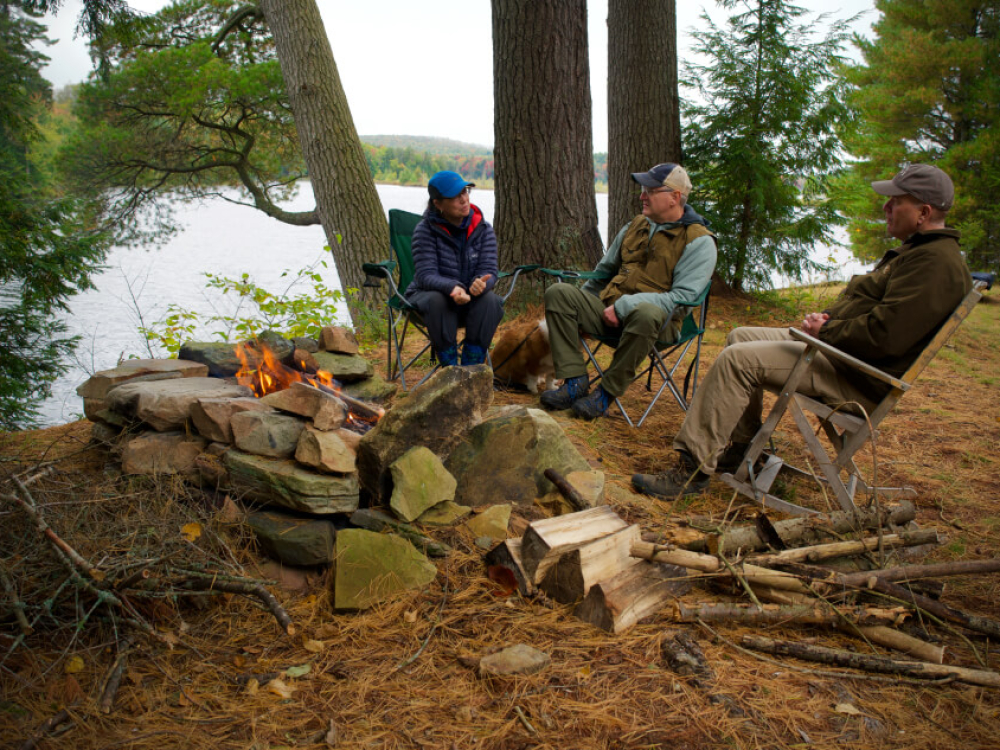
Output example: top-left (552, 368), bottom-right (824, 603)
top-left (872, 164), bottom-right (954, 211)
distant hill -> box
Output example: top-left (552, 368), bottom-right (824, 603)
top-left (360, 135), bottom-right (492, 156)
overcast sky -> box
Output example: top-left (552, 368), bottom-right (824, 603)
top-left (38, 0), bottom-right (877, 152)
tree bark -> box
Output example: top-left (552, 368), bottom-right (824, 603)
top-left (259, 0), bottom-right (388, 321)
top-left (492, 0), bottom-right (603, 286)
top-left (607, 0), bottom-right (681, 234)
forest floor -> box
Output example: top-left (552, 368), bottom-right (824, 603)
top-left (2, 284), bottom-right (999, 750)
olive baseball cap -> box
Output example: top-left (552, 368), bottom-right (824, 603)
top-left (630, 162), bottom-right (693, 196)
top-left (872, 164), bottom-right (954, 211)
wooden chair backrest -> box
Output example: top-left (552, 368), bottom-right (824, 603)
top-left (898, 285), bottom-right (983, 386)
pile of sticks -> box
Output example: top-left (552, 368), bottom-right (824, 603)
top-left (488, 501), bottom-right (1000, 687)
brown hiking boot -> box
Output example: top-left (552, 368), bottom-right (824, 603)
top-left (632, 451), bottom-right (710, 500)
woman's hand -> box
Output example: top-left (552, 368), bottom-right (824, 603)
top-left (469, 275), bottom-right (490, 296)
top-left (450, 286), bottom-right (471, 305)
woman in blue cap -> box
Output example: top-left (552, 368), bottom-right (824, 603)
top-left (405, 170), bottom-right (503, 367)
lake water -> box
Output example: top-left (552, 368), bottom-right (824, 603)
top-left (39, 183), bottom-right (868, 426)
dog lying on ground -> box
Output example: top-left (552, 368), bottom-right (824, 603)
top-left (491, 313), bottom-right (558, 393)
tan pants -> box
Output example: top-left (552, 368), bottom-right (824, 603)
top-left (673, 327), bottom-right (877, 473)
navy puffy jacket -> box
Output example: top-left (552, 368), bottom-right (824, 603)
top-left (407, 205), bottom-right (499, 296)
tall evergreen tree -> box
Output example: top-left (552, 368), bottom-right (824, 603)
top-left (0, 5), bottom-right (109, 429)
top-left (682, 0), bottom-right (853, 292)
top-left (842, 0), bottom-right (999, 272)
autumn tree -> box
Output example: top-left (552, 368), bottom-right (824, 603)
top-left (682, 0), bottom-right (853, 292)
top-left (607, 0), bottom-right (681, 234)
top-left (491, 0), bottom-right (603, 283)
top-left (841, 0), bottom-right (999, 272)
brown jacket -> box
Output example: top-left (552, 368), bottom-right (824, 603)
top-left (819, 228), bottom-right (971, 397)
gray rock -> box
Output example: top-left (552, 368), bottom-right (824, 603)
top-left (446, 407), bottom-right (591, 506)
top-left (331, 528), bottom-right (437, 610)
top-left (295, 426), bottom-right (357, 474)
top-left (121, 432), bottom-right (207, 476)
top-left (312, 351), bottom-right (374, 382)
top-left (247, 509), bottom-right (338, 566)
top-left (340, 373), bottom-right (398, 402)
top-left (389, 446), bottom-right (457, 522)
top-left (254, 330), bottom-right (295, 363)
top-left (190, 396), bottom-right (274, 443)
top-left (231, 410), bottom-right (307, 458)
top-left (291, 337), bottom-right (319, 353)
top-left (178, 342), bottom-right (245, 377)
top-left (319, 326), bottom-right (360, 355)
top-left (76, 358), bottom-right (207, 399)
top-left (90, 421), bottom-right (122, 447)
top-left (224, 450), bottom-right (359, 514)
top-left (106, 378), bottom-right (253, 431)
top-left (479, 645), bottom-right (550, 677)
top-left (357, 366), bottom-right (494, 503)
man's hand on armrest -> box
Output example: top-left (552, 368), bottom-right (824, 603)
top-left (801, 312), bottom-right (830, 337)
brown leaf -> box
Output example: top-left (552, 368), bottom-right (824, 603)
top-left (486, 565), bottom-right (518, 597)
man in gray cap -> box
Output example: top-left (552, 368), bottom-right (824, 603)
top-left (539, 163), bottom-right (718, 420)
top-left (633, 163), bottom-right (972, 499)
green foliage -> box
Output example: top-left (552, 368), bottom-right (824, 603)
top-left (141, 263), bottom-right (350, 355)
top-left (682, 0), bottom-right (854, 292)
top-left (0, 6), bottom-right (110, 430)
top-left (841, 0), bottom-right (999, 272)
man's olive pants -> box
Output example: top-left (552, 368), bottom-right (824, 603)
top-left (673, 327), bottom-right (878, 473)
top-left (543, 283), bottom-right (670, 397)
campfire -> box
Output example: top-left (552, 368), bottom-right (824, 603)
top-left (234, 340), bottom-right (383, 430)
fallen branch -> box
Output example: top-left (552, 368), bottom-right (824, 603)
top-left (839, 558), bottom-right (1000, 588)
top-left (742, 635), bottom-right (999, 688)
top-left (749, 529), bottom-right (941, 566)
top-left (542, 468), bottom-right (590, 512)
top-left (19, 707), bottom-right (74, 750)
top-left (397, 582), bottom-right (449, 671)
top-left (181, 578), bottom-right (294, 636)
top-left (674, 601), bottom-right (907, 628)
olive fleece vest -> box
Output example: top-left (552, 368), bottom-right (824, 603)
top-left (599, 215), bottom-right (714, 306)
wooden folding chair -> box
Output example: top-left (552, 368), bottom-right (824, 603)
top-left (720, 281), bottom-right (985, 517)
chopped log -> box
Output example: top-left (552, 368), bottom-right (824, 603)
top-left (484, 538), bottom-right (534, 596)
top-left (539, 525), bottom-right (641, 604)
top-left (742, 635), bottom-right (1000, 687)
top-left (630, 541), bottom-right (817, 595)
top-left (542, 468), bottom-right (589, 512)
top-left (685, 501), bottom-right (917, 554)
top-left (674, 601), bottom-right (908, 628)
top-left (573, 560), bottom-right (690, 633)
top-left (349, 508), bottom-right (451, 558)
top-left (854, 626), bottom-right (945, 664)
top-left (521, 506), bottom-right (627, 584)
top-left (750, 529), bottom-right (942, 566)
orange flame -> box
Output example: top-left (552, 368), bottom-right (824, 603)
top-left (234, 343), bottom-right (339, 398)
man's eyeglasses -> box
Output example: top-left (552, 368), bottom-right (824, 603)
top-left (640, 186), bottom-right (672, 197)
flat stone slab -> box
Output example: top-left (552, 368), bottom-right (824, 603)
top-left (178, 342), bottom-right (246, 377)
top-left (121, 432), bottom-right (207, 476)
top-left (417, 500), bottom-right (472, 527)
top-left (224, 450), bottom-right (359, 514)
top-left (191, 396), bottom-right (274, 443)
top-left (247, 509), bottom-right (338, 566)
top-left (77, 357), bottom-right (208, 400)
top-left (389, 446), bottom-right (457, 522)
top-left (331, 528), bottom-right (437, 610)
top-left (296, 426), bottom-right (358, 474)
top-left (479, 645), bottom-right (550, 677)
top-left (107, 378), bottom-right (253, 431)
top-left (312, 352), bottom-right (373, 382)
top-left (231, 410), bottom-right (307, 458)
top-left (465, 504), bottom-right (511, 540)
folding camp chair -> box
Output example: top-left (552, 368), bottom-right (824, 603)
top-left (540, 268), bottom-right (712, 427)
top-left (719, 280), bottom-right (986, 517)
top-left (362, 208), bottom-right (537, 390)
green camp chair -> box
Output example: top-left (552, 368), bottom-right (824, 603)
top-left (540, 268), bottom-right (712, 427)
top-left (363, 208), bottom-right (537, 389)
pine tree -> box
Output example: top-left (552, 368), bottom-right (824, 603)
top-left (842, 0), bottom-right (999, 271)
top-left (682, 0), bottom-right (853, 292)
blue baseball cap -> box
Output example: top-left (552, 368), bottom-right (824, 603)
top-left (428, 170), bottom-right (475, 199)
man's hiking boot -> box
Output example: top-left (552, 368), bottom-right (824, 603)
top-left (571, 385), bottom-right (613, 420)
top-left (540, 375), bottom-right (589, 411)
top-left (715, 442), bottom-right (751, 474)
top-left (632, 451), bottom-right (710, 500)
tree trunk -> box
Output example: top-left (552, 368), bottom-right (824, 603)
top-left (492, 0), bottom-right (603, 291)
top-left (607, 0), bottom-right (681, 235)
top-left (259, 0), bottom-right (388, 323)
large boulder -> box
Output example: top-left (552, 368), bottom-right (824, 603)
top-left (389, 446), bottom-right (457, 522)
top-left (247, 509), bottom-right (338, 566)
top-left (357, 366), bottom-right (494, 503)
top-left (231, 411), bottom-right (307, 458)
top-left (77, 358), bottom-right (207, 400)
top-left (330, 529), bottom-right (437, 610)
top-left (446, 407), bottom-right (591, 506)
top-left (106, 378), bottom-right (253, 431)
top-left (224, 450), bottom-right (359, 514)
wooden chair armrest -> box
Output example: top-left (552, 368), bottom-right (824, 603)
top-left (788, 328), bottom-right (909, 391)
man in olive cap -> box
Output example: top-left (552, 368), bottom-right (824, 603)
top-left (633, 163), bottom-right (972, 500)
top-left (539, 163), bottom-right (718, 420)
